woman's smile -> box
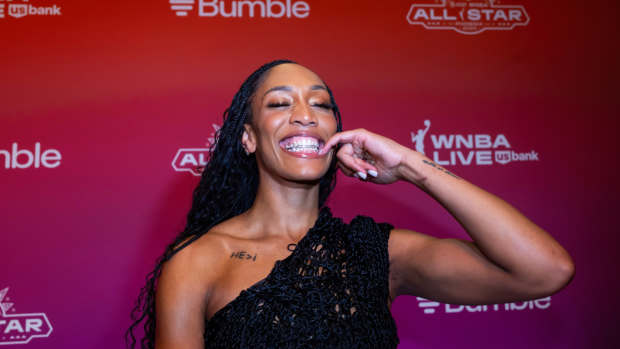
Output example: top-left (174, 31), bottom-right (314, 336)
top-left (279, 132), bottom-right (327, 159)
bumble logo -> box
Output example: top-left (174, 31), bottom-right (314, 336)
top-left (0, 143), bottom-right (62, 169)
top-left (416, 296), bottom-right (552, 315)
top-left (169, 0), bottom-right (195, 16)
top-left (169, 0), bottom-right (310, 18)
top-left (0, 287), bottom-right (53, 345)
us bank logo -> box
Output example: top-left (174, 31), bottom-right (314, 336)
top-left (0, 0), bottom-right (62, 19)
top-left (406, 0), bottom-right (529, 35)
top-left (410, 120), bottom-right (539, 166)
top-left (0, 287), bottom-right (53, 345)
top-left (416, 296), bottom-right (551, 315)
top-left (172, 124), bottom-right (220, 176)
top-left (169, 0), bottom-right (310, 18)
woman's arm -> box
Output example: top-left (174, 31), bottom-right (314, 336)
top-left (320, 129), bottom-right (575, 304)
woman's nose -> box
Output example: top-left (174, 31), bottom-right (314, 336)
top-left (290, 102), bottom-right (317, 126)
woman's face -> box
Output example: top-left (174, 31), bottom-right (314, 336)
top-left (243, 63), bottom-right (338, 183)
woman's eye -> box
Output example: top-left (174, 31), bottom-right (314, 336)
top-left (313, 103), bottom-right (333, 110)
top-left (267, 102), bottom-right (290, 108)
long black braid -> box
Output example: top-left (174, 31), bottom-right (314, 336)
top-left (125, 59), bottom-right (344, 348)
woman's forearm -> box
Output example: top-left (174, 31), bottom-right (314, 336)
top-left (397, 150), bottom-right (575, 289)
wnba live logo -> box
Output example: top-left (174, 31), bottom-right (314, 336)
top-left (0, 287), bottom-right (53, 345)
top-left (406, 0), bottom-right (529, 35)
top-left (172, 124), bottom-right (220, 176)
top-left (410, 120), bottom-right (539, 166)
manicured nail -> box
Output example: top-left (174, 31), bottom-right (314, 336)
top-left (357, 171), bottom-right (367, 180)
top-left (367, 170), bottom-right (378, 177)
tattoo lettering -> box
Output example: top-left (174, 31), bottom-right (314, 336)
top-left (230, 250), bottom-right (257, 261)
top-left (422, 159), bottom-right (460, 179)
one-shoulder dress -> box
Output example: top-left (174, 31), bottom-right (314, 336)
top-left (203, 206), bottom-right (399, 348)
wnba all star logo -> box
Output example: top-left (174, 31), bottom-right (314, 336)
top-left (0, 287), bottom-right (53, 345)
top-left (406, 0), bottom-right (529, 35)
top-left (172, 124), bottom-right (220, 176)
top-left (410, 119), bottom-right (540, 166)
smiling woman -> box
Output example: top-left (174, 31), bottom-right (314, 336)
top-left (126, 60), bottom-right (574, 348)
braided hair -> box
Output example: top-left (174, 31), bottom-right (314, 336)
top-left (125, 59), bottom-right (344, 348)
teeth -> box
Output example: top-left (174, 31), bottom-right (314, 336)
top-left (285, 144), bottom-right (319, 153)
top-left (281, 136), bottom-right (321, 153)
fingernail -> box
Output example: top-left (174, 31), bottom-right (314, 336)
top-left (367, 170), bottom-right (378, 177)
top-left (357, 171), bottom-right (367, 180)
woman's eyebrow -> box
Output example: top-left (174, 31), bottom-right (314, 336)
top-left (263, 84), bottom-right (326, 98)
top-left (310, 84), bottom-right (327, 91)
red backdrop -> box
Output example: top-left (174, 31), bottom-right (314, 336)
top-left (1, 0), bottom-right (618, 347)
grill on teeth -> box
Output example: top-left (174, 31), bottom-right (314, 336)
top-left (285, 144), bottom-right (319, 152)
top-left (281, 136), bottom-right (321, 153)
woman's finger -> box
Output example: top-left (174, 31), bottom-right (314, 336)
top-left (337, 160), bottom-right (369, 180)
top-left (337, 161), bottom-right (355, 177)
top-left (337, 148), bottom-right (376, 176)
top-left (319, 129), bottom-right (367, 155)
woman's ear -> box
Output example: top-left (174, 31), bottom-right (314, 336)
top-left (241, 123), bottom-right (257, 155)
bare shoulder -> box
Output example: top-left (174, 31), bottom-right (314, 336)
top-left (161, 233), bottom-right (229, 287)
top-left (154, 232), bottom-right (231, 348)
top-left (156, 217), bottom-right (253, 308)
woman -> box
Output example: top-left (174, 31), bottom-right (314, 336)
top-left (126, 60), bottom-right (575, 348)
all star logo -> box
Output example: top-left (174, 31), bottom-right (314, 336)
top-left (0, 287), bottom-right (53, 345)
top-left (406, 0), bottom-right (529, 35)
top-left (171, 124), bottom-right (220, 176)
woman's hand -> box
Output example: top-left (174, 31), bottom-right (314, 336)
top-left (319, 128), bottom-right (414, 184)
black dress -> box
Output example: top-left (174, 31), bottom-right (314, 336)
top-left (203, 206), bottom-right (399, 348)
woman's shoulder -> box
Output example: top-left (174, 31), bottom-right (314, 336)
top-left (160, 235), bottom-right (226, 293)
top-left (162, 215), bottom-right (257, 281)
top-left (155, 228), bottom-right (244, 345)
top-left (165, 223), bottom-right (242, 273)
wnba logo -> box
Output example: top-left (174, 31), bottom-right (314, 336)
top-left (410, 120), bottom-right (539, 166)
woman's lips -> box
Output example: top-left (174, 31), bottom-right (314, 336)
top-left (279, 136), bottom-right (326, 159)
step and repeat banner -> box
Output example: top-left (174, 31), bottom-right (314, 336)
top-left (1, 0), bottom-right (618, 348)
